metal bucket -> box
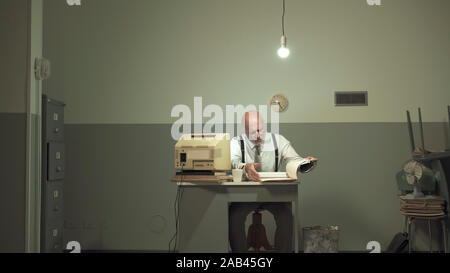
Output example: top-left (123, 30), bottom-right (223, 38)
top-left (302, 226), bottom-right (340, 253)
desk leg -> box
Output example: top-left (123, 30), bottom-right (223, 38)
top-left (176, 186), bottom-right (230, 253)
top-left (293, 200), bottom-right (299, 253)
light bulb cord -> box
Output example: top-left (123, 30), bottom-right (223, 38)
top-left (281, 0), bottom-right (286, 36)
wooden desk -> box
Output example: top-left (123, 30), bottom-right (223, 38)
top-left (175, 181), bottom-right (301, 253)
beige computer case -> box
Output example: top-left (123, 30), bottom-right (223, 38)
top-left (174, 133), bottom-right (231, 171)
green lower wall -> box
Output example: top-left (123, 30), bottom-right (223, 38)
top-left (0, 113), bottom-right (41, 253)
top-left (62, 122), bottom-right (449, 251)
top-left (27, 113), bottom-right (40, 252)
top-left (0, 113), bottom-right (27, 252)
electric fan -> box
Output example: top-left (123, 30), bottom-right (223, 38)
top-left (402, 160), bottom-right (426, 199)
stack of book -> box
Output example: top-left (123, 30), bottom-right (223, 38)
top-left (399, 195), bottom-right (447, 217)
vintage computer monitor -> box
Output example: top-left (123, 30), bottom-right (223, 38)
top-left (174, 133), bottom-right (231, 173)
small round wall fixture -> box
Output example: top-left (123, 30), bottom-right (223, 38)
top-left (270, 94), bottom-right (288, 112)
top-left (148, 215), bottom-right (167, 234)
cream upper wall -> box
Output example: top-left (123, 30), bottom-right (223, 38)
top-left (43, 0), bottom-right (450, 124)
top-left (0, 0), bottom-right (28, 113)
top-left (30, 0), bottom-right (43, 115)
top-left (0, 0), bottom-right (42, 115)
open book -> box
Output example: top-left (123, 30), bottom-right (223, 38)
top-left (258, 158), bottom-right (316, 182)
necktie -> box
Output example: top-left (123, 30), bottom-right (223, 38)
top-left (255, 144), bottom-right (262, 171)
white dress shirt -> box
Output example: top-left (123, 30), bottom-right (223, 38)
top-left (230, 133), bottom-right (306, 172)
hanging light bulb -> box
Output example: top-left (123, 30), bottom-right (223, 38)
top-left (277, 0), bottom-right (289, 58)
top-left (277, 35), bottom-right (289, 58)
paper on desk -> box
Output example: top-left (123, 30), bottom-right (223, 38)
top-left (258, 172), bottom-right (294, 182)
top-left (258, 172), bottom-right (289, 178)
top-left (256, 159), bottom-right (315, 182)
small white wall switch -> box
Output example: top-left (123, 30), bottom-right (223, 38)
top-left (35, 57), bottom-right (51, 80)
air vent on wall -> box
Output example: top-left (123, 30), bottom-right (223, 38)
top-left (335, 91), bottom-right (368, 106)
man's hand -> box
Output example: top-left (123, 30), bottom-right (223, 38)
top-left (245, 163), bottom-right (261, 182)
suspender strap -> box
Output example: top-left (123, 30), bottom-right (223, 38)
top-left (240, 134), bottom-right (278, 171)
top-left (272, 133), bottom-right (279, 172)
top-left (240, 135), bottom-right (245, 163)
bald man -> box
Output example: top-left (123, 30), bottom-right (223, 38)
top-left (228, 111), bottom-right (318, 253)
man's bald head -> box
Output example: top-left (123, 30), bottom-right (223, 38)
top-left (243, 111), bottom-right (265, 144)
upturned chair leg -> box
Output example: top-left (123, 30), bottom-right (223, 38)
top-left (407, 217), bottom-right (413, 253)
top-left (428, 220), bottom-right (432, 252)
top-left (403, 215), bottom-right (408, 233)
top-left (442, 220), bottom-right (448, 253)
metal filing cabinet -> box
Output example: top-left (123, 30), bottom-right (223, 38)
top-left (41, 95), bottom-right (65, 253)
